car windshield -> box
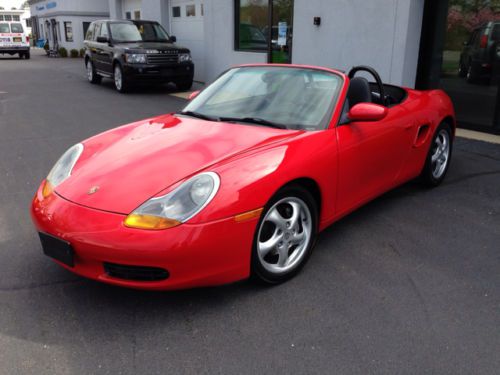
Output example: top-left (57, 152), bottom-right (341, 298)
top-left (181, 67), bottom-right (343, 131)
top-left (10, 23), bottom-right (23, 33)
top-left (0, 23), bottom-right (9, 33)
top-left (109, 22), bottom-right (142, 42)
top-left (135, 22), bottom-right (170, 42)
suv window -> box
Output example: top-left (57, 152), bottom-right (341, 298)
top-left (99, 22), bottom-right (109, 38)
top-left (11, 23), bottom-right (24, 33)
top-left (135, 22), bottom-right (170, 42)
top-left (109, 22), bottom-right (142, 42)
top-left (0, 23), bottom-right (9, 33)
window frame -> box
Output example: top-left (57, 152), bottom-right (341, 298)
top-left (234, 0), bottom-right (270, 53)
top-left (172, 6), bottom-right (181, 18)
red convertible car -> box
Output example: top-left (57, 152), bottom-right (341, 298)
top-left (31, 65), bottom-right (455, 290)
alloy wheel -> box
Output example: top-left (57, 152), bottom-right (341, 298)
top-left (431, 129), bottom-right (450, 179)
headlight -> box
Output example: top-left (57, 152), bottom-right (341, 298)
top-left (124, 172), bottom-right (220, 230)
top-left (178, 53), bottom-right (192, 63)
top-left (125, 53), bottom-right (147, 64)
top-left (42, 143), bottom-right (83, 198)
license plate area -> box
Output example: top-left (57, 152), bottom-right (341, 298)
top-left (13, 37), bottom-right (22, 42)
top-left (39, 232), bottom-right (74, 267)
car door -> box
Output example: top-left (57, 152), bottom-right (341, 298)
top-left (335, 103), bottom-right (414, 216)
top-left (97, 22), bottom-right (113, 74)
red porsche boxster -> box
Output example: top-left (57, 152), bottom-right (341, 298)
top-left (31, 65), bottom-right (455, 290)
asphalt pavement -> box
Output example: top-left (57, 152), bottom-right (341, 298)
top-left (0, 50), bottom-right (499, 375)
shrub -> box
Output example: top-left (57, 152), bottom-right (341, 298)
top-left (79, 48), bottom-right (85, 58)
top-left (70, 49), bottom-right (79, 58)
top-left (58, 47), bottom-right (68, 57)
top-left (43, 42), bottom-right (49, 51)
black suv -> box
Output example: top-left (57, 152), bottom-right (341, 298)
top-left (84, 20), bottom-right (194, 92)
top-left (459, 21), bottom-right (500, 83)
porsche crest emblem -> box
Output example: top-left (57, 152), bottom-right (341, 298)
top-left (87, 186), bottom-right (100, 195)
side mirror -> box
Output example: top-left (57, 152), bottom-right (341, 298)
top-left (96, 36), bottom-right (109, 44)
top-left (348, 103), bottom-right (388, 122)
top-left (188, 90), bottom-right (200, 100)
top-left (170, 35), bottom-right (177, 43)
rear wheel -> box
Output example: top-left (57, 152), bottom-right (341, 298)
top-left (420, 122), bottom-right (453, 187)
top-left (25, 51), bottom-right (30, 59)
top-left (466, 61), bottom-right (477, 83)
top-left (18, 53), bottom-right (23, 59)
top-left (86, 59), bottom-right (101, 84)
top-left (251, 185), bottom-right (318, 284)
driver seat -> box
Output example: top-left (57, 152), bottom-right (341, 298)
top-left (347, 77), bottom-right (372, 108)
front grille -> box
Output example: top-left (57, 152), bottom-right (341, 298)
top-left (104, 262), bottom-right (169, 281)
top-left (147, 52), bottom-right (178, 65)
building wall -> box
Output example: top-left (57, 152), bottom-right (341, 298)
top-left (203, 0), bottom-right (267, 84)
top-left (292, 0), bottom-right (424, 87)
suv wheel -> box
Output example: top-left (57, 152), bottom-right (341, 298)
top-left (176, 79), bottom-right (193, 91)
top-left (86, 60), bottom-right (101, 84)
top-left (114, 64), bottom-right (129, 93)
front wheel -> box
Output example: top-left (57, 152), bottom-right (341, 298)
top-left (175, 79), bottom-right (193, 91)
top-left (86, 59), bottom-right (101, 84)
top-left (251, 185), bottom-right (318, 284)
top-left (114, 63), bottom-right (129, 93)
top-left (420, 122), bottom-right (453, 187)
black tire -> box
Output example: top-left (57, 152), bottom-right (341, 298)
top-left (458, 61), bottom-right (467, 77)
top-left (176, 79), bottom-right (193, 91)
top-left (86, 59), bottom-right (101, 84)
top-left (420, 122), bottom-right (453, 187)
top-left (25, 51), bottom-right (30, 59)
top-left (18, 53), bottom-right (23, 59)
top-left (113, 63), bottom-right (129, 93)
top-left (251, 184), bottom-right (318, 284)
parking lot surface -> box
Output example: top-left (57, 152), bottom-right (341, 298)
top-left (0, 50), bottom-right (499, 374)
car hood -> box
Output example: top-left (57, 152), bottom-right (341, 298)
top-left (55, 114), bottom-right (302, 214)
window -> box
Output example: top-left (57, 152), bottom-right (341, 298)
top-left (172, 6), bottom-right (181, 17)
top-left (235, 0), bottom-right (268, 51)
top-left (0, 23), bottom-right (9, 33)
top-left (134, 10), bottom-right (141, 20)
top-left (64, 21), bottom-right (73, 42)
top-left (109, 22), bottom-right (142, 42)
top-left (99, 23), bottom-right (109, 38)
top-left (26, 18), bottom-right (32, 27)
top-left (10, 23), bottom-right (23, 33)
top-left (13, 15), bottom-right (20, 21)
top-left (82, 22), bottom-right (90, 40)
top-left (125, 11), bottom-right (131, 20)
top-left (4, 15), bottom-right (12, 21)
top-left (0, 16), bottom-right (4, 21)
top-left (85, 22), bottom-right (95, 40)
top-left (186, 4), bottom-right (196, 17)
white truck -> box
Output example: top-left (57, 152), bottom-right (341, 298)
top-left (0, 21), bottom-right (30, 59)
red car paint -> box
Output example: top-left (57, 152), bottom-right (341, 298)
top-left (31, 64), bottom-right (455, 290)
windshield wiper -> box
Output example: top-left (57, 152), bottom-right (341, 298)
top-left (219, 117), bottom-right (287, 129)
top-left (177, 111), bottom-right (220, 122)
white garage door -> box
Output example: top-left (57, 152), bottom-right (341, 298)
top-left (170, 0), bottom-right (205, 82)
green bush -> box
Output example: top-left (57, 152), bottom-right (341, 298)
top-left (43, 42), bottom-right (49, 51)
top-left (58, 47), bottom-right (68, 57)
top-left (70, 49), bottom-right (79, 58)
top-left (79, 48), bottom-right (85, 58)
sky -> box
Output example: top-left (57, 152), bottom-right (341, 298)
top-left (0, 0), bottom-right (26, 10)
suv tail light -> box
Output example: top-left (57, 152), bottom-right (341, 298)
top-left (480, 35), bottom-right (488, 49)
top-left (26, 36), bottom-right (30, 43)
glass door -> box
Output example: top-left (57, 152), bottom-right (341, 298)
top-left (268, 0), bottom-right (293, 63)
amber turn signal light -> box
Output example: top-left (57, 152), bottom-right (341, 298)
top-left (234, 208), bottom-right (263, 222)
top-left (41, 180), bottom-right (54, 199)
top-left (124, 214), bottom-right (181, 230)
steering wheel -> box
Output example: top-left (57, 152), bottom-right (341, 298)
top-left (348, 66), bottom-right (387, 106)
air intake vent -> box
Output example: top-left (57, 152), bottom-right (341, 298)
top-left (104, 262), bottom-right (169, 281)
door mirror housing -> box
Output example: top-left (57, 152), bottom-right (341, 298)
top-left (348, 103), bottom-right (388, 122)
top-left (188, 90), bottom-right (200, 100)
top-left (170, 35), bottom-right (177, 43)
top-left (96, 36), bottom-right (109, 44)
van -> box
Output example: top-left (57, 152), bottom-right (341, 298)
top-left (0, 21), bottom-right (30, 59)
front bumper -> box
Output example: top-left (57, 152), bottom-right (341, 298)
top-left (123, 62), bottom-right (194, 82)
top-left (31, 182), bottom-right (258, 290)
